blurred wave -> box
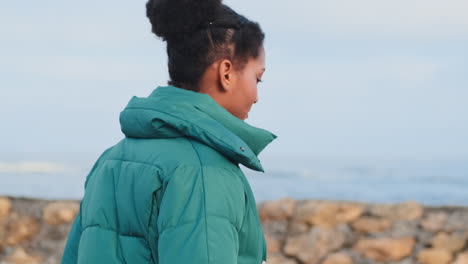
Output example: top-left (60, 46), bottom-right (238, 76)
top-left (0, 153), bottom-right (467, 206)
top-left (0, 162), bottom-right (65, 174)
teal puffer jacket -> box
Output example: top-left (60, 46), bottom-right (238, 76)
top-left (60, 85), bottom-right (277, 264)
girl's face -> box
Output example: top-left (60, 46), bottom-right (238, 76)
top-left (229, 46), bottom-right (266, 120)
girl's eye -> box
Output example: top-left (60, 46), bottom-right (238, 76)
top-left (257, 78), bottom-right (263, 83)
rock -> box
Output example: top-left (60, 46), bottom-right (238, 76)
top-left (0, 197), bottom-right (12, 218)
top-left (266, 253), bottom-right (298, 264)
top-left (322, 252), bottom-right (353, 264)
top-left (259, 197), bottom-right (296, 221)
top-left (368, 204), bottom-right (393, 218)
top-left (343, 250), bottom-right (376, 264)
top-left (416, 230), bottom-right (436, 247)
top-left (445, 211), bottom-right (468, 232)
top-left (430, 231), bottom-right (466, 253)
top-left (388, 220), bottom-right (420, 238)
top-left (284, 226), bottom-right (347, 264)
top-left (262, 219), bottom-right (289, 237)
top-left (288, 220), bottom-right (310, 236)
top-left (294, 201), bottom-right (364, 228)
top-left (293, 200), bottom-right (320, 225)
top-left (417, 248), bottom-right (453, 264)
top-left (351, 217), bottom-right (392, 233)
top-left (354, 237), bottom-right (415, 262)
top-left (454, 252), bottom-right (468, 264)
top-left (43, 201), bottom-right (79, 225)
top-left (369, 201), bottom-right (423, 221)
top-left (388, 259), bottom-right (416, 264)
top-left (421, 212), bottom-right (448, 232)
top-left (0, 201), bottom-right (10, 248)
top-left (5, 214), bottom-right (40, 246)
top-left (5, 247), bottom-right (43, 264)
top-left (397, 201), bottom-right (424, 221)
top-left (265, 233), bottom-right (281, 254)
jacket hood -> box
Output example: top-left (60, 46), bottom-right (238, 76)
top-left (119, 85), bottom-right (277, 172)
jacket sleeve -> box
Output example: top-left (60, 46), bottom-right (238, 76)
top-left (60, 208), bottom-right (83, 264)
top-left (60, 148), bottom-right (112, 264)
top-left (157, 165), bottom-right (246, 264)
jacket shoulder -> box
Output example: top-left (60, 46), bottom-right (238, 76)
top-left (109, 136), bottom-right (240, 172)
top-left (102, 137), bottom-right (198, 170)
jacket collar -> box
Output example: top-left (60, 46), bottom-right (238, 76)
top-left (119, 85), bottom-right (277, 172)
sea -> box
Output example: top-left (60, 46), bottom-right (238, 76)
top-left (1, 152), bottom-right (467, 206)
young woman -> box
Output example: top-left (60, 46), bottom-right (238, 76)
top-left (60, 0), bottom-right (277, 263)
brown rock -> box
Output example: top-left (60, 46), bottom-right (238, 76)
top-left (5, 214), bottom-right (40, 246)
top-left (431, 232), bottom-right (466, 253)
top-left (322, 252), bottom-right (353, 264)
top-left (417, 248), bottom-right (453, 264)
top-left (0, 200), bottom-right (10, 244)
top-left (295, 201), bottom-right (364, 228)
top-left (259, 197), bottom-right (296, 221)
top-left (368, 204), bottom-right (393, 218)
top-left (262, 219), bottom-right (289, 237)
top-left (265, 233), bottom-right (281, 254)
top-left (284, 227), bottom-right (347, 264)
top-left (266, 253), bottom-right (298, 264)
top-left (5, 247), bottom-right (43, 264)
top-left (390, 220), bottom-right (420, 238)
top-left (396, 201), bottom-right (424, 221)
top-left (454, 252), bottom-right (468, 264)
top-left (421, 212), bottom-right (448, 232)
top-left (369, 200), bottom-right (423, 221)
top-left (332, 203), bottom-right (364, 223)
top-left (445, 211), bottom-right (468, 232)
top-left (0, 196), bottom-right (12, 218)
top-left (294, 200), bottom-right (320, 220)
top-left (289, 220), bottom-right (310, 236)
top-left (351, 217), bottom-right (392, 233)
top-left (43, 201), bottom-right (79, 225)
top-left (354, 237), bottom-right (415, 261)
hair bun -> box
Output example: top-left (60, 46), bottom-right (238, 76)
top-left (146, 0), bottom-right (223, 42)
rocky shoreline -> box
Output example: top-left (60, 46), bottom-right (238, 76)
top-left (1, 196), bottom-right (468, 264)
top-left (258, 198), bottom-right (468, 264)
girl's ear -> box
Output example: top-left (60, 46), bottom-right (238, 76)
top-left (218, 59), bottom-right (234, 92)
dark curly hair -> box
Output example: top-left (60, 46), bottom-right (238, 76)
top-left (146, 0), bottom-right (265, 91)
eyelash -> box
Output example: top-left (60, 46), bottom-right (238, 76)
top-left (257, 79), bottom-right (263, 83)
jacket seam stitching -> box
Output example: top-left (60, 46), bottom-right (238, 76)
top-left (186, 138), bottom-right (211, 263)
top-left (238, 190), bottom-right (248, 232)
top-left (104, 158), bottom-right (164, 170)
top-left (82, 224), bottom-right (146, 239)
top-left (159, 214), bottom-right (238, 235)
top-left (113, 163), bottom-right (128, 264)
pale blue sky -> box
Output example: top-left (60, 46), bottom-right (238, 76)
top-left (1, 0), bottom-right (467, 160)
